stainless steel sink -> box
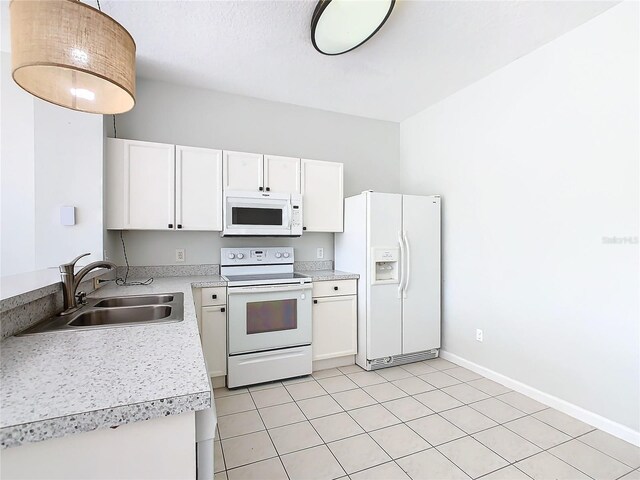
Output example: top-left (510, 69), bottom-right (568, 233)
top-left (93, 294), bottom-right (174, 308)
top-left (18, 292), bottom-right (184, 335)
top-left (68, 305), bottom-right (173, 327)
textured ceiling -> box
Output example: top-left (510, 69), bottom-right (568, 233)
top-left (3, 1), bottom-right (618, 121)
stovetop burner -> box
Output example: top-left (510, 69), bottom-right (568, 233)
top-left (220, 247), bottom-right (311, 287)
top-left (224, 272), bottom-right (309, 283)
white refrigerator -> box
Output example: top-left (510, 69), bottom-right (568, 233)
top-left (335, 191), bottom-right (441, 370)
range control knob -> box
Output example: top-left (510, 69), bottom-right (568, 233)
top-left (275, 252), bottom-right (282, 258)
top-left (283, 252), bottom-right (290, 258)
top-left (237, 253), bottom-right (245, 259)
top-left (228, 253), bottom-right (236, 259)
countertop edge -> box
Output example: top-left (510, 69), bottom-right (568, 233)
top-left (0, 389), bottom-right (211, 449)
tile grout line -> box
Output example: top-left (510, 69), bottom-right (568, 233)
top-left (214, 361), bottom-right (636, 479)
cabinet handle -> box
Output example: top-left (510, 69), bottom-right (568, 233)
top-left (211, 294), bottom-right (217, 299)
top-left (220, 307), bottom-right (225, 313)
top-left (259, 187), bottom-right (264, 191)
top-left (313, 299), bottom-right (318, 304)
top-left (334, 286), bottom-right (339, 291)
top-left (168, 223), bottom-right (173, 229)
top-left (303, 227), bottom-right (307, 231)
top-left (266, 187), bottom-right (271, 191)
top-left (177, 224), bottom-right (182, 229)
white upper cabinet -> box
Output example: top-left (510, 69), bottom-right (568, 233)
top-left (176, 146), bottom-right (223, 231)
top-left (264, 155), bottom-right (301, 193)
top-left (106, 138), bottom-right (175, 230)
top-left (223, 151), bottom-right (264, 191)
top-left (106, 139), bottom-right (223, 231)
top-left (301, 159), bottom-right (344, 232)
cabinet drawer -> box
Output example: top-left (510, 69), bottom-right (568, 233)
top-left (201, 287), bottom-right (227, 306)
top-left (312, 279), bottom-right (356, 298)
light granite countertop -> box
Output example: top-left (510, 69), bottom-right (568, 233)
top-left (0, 275), bottom-right (226, 449)
top-left (297, 270), bottom-right (360, 281)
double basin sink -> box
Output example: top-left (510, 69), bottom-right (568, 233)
top-left (20, 293), bottom-right (184, 335)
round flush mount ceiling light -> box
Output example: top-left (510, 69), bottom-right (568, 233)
top-left (311, 0), bottom-right (396, 55)
top-left (10, 0), bottom-right (136, 114)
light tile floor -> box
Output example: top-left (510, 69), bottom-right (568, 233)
top-left (213, 359), bottom-right (640, 480)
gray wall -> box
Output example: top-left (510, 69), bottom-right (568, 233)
top-left (105, 78), bottom-right (400, 265)
top-left (400, 2), bottom-right (639, 432)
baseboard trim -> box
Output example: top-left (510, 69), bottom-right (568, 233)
top-left (439, 351), bottom-right (640, 447)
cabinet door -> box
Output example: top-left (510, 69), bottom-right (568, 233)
top-left (201, 305), bottom-right (227, 377)
top-left (264, 155), bottom-right (300, 193)
top-left (301, 159), bottom-right (344, 232)
top-left (176, 146), bottom-right (222, 231)
top-left (223, 151), bottom-right (263, 191)
top-left (312, 295), bottom-right (357, 361)
top-left (124, 140), bottom-right (175, 230)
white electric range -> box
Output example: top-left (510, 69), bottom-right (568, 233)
top-left (221, 247), bottom-right (312, 388)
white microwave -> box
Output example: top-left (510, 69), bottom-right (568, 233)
top-left (222, 190), bottom-right (303, 236)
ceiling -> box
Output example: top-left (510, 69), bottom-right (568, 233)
top-left (3, 1), bottom-right (617, 122)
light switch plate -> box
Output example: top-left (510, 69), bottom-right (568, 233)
top-left (60, 206), bottom-right (75, 226)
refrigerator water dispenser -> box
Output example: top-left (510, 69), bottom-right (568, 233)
top-left (371, 247), bottom-right (399, 284)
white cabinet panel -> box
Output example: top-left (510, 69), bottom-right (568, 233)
top-left (301, 159), bottom-right (344, 232)
top-left (0, 412), bottom-right (195, 480)
top-left (264, 155), bottom-right (300, 193)
top-left (106, 138), bottom-right (175, 230)
top-left (202, 305), bottom-right (227, 377)
top-left (312, 294), bottom-right (357, 361)
top-left (223, 151), bottom-right (263, 191)
top-left (176, 146), bottom-right (222, 231)
top-left (312, 279), bottom-right (357, 298)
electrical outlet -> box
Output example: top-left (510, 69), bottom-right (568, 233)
top-left (476, 329), bottom-right (483, 342)
top-left (176, 249), bottom-right (185, 262)
top-left (317, 248), bottom-right (324, 259)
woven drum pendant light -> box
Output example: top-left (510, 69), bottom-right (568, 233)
top-left (10, 0), bottom-right (136, 114)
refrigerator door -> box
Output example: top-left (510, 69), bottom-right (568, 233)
top-left (367, 192), bottom-right (403, 359)
top-left (402, 195), bottom-right (441, 354)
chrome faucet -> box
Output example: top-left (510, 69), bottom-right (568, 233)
top-left (59, 253), bottom-right (116, 315)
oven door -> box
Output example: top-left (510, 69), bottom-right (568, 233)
top-left (227, 283), bottom-right (312, 355)
top-left (223, 191), bottom-right (292, 236)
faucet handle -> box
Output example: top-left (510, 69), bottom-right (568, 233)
top-left (60, 253), bottom-right (91, 272)
top-left (75, 291), bottom-right (87, 305)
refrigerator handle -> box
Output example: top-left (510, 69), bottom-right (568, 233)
top-left (398, 230), bottom-right (406, 298)
top-left (403, 230), bottom-right (410, 298)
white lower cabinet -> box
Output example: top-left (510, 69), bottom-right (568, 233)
top-left (312, 281), bottom-right (357, 361)
top-left (201, 305), bottom-right (227, 378)
top-left (199, 287), bottom-right (227, 379)
top-left (0, 412), bottom-right (195, 480)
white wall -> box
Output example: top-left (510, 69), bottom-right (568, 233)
top-left (1, 51), bottom-right (35, 276)
top-left (105, 78), bottom-right (400, 265)
top-left (400, 1), bottom-right (639, 433)
top-left (33, 101), bottom-right (104, 268)
top-left (0, 51), bottom-right (104, 276)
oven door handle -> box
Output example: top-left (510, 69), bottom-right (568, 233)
top-left (228, 283), bottom-right (313, 294)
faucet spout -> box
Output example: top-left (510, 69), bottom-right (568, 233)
top-left (59, 254), bottom-right (116, 315)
